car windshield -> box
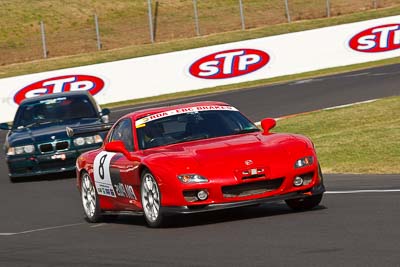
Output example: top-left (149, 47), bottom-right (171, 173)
top-left (136, 106), bottom-right (259, 150)
top-left (13, 95), bottom-right (98, 129)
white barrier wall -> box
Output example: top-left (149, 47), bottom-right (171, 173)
top-left (1, 15), bottom-right (400, 123)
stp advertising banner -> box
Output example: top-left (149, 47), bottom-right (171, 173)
top-left (0, 15), bottom-right (399, 122)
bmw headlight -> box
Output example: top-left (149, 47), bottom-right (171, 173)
top-left (7, 145), bottom-right (35, 156)
top-left (294, 156), bottom-right (314, 168)
top-left (74, 137), bottom-right (85, 146)
top-left (74, 135), bottom-right (103, 146)
top-left (85, 136), bottom-right (94, 144)
top-left (177, 174), bottom-right (208, 184)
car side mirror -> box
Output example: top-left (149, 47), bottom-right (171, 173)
top-left (0, 122), bottom-right (11, 130)
top-left (101, 108), bottom-right (110, 116)
top-left (101, 108), bottom-right (110, 123)
top-left (105, 141), bottom-right (137, 161)
top-left (260, 118), bottom-right (276, 134)
top-left (105, 140), bottom-right (128, 154)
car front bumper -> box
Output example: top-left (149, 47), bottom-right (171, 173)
top-left (162, 182), bottom-right (325, 215)
top-left (7, 146), bottom-right (99, 178)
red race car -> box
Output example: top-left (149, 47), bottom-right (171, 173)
top-left (76, 101), bottom-right (325, 227)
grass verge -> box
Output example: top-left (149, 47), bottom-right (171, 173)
top-left (274, 96), bottom-right (400, 174)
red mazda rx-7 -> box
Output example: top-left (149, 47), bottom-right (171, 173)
top-left (75, 101), bottom-right (325, 227)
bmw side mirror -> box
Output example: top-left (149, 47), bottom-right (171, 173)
top-left (100, 108), bottom-right (110, 123)
top-left (101, 108), bottom-right (110, 116)
top-left (0, 122), bottom-right (11, 130)
top-left (260, 118), bottom-right (276, 134)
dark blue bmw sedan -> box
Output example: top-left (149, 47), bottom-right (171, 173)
top-left (0, 91), bottom-right (110, 182)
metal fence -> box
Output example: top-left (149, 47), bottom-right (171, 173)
top-left (0, 0), bottom-right (397, 65)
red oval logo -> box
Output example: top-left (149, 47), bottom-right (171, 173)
top-left (189, 48), bottom-right (270, 79)
top-left (14, 75), bottom-right (105, 105)
top-left (349, 24), bottom-right (400, 52)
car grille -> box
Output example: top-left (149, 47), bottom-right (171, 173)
top-left (39, 143), bottom-right (53, 153)
top-left (55, 141), bottom-right (69, 150)
top-left (222, 178), bottom-right (284, 198)
top-left (39, 141), bottom-right (70, 153)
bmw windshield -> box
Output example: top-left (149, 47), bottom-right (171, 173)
top-left (136, 106), bottom-right (259, 150)
top-left (13, 95), bottom-right (98, 129)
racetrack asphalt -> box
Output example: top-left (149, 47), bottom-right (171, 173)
top-left (0, 63), bottom-right (399, 266)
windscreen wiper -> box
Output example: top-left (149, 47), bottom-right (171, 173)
top-left (165, 134), bottom-right (209, 146)
top-left (22, 119), bottom-right (63, 129)
top-left (232, 128), bottom-right (260, 135)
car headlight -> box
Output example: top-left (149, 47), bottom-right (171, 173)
top-left (85, 136), bottom-right (94, 144)
top-left (7, 145), bottom-right (35, 156)
top-left (74, 137), bottom-right (85, 146)
top-left (294, 156), bottom-right (314, 168)
top-left (74, 135), bottom-right (103, 146)
top-left (177, 174), bottom-right (208, 184)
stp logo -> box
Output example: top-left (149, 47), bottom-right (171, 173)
top-left (349, 24), bottom-right (400, 52)
top-left (14, 75), bottom-right (105, 105)
top-left (189, 48), bottom-right (270, 79)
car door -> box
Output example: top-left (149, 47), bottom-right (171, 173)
top-left (93, 118), bottom-right (141, 211)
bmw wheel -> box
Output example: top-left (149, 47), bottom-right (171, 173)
top-left (141, 170), bottom-right (164, 228)
top-left (81, 171), bottom-right (101, 223)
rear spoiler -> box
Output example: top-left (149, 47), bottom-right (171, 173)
top-left (66, 123), bottom-right (114, 137)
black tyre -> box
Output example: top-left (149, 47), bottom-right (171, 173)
top-left (141, 170), bottom-right (165, 228)
top-left (81, 171), bottom-right (102, 223)
top-left (285, 194), bottom-right (323, 211)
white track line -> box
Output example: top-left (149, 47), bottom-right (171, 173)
top-left (326, 189), bottom-right (400, 194)
top-left (371, 72), bottom-right (391, 76)
top-left (90, 223), bottom-right (106, 228)
top-left (291, 78), bottom-right (322, 85)
top-left (343, 72), bottom-right (370, 77)
top-left (323, 99), bottom-right (378, 111)
top-left (0, 222), bottom-right (85, 236)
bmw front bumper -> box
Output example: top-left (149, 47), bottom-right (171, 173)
top-left (6, 147), bottom-right (98, 178)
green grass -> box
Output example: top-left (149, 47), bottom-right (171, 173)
top-left (274, 96), bottom-right (400, 174)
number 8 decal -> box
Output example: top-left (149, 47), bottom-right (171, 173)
top-left (93, 151), bottom-right (116, 198)
top-left (98, 154), bottom-right (107, 180)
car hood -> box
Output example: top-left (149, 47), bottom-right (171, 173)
top-left (7, 119), bottom-right (101, 146)
top-left (143, 133), bottom-right (311, 178)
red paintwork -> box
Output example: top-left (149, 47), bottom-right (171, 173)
top-left (261, 118), bottom-right (276, 134)
top-left (76, 101), bottom-right (322, 212)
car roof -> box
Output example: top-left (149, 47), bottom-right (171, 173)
top-left (19, 91), bottom-right (92, 105)
top-left (122, 101), bottom-right (233, 121)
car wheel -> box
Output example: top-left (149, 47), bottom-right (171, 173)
top-left (81, 171), bottom-right (102, 223)
top-left (141, 170), bottom-right (164, 228)
top-left (285, 194), bottom-right (323, 211)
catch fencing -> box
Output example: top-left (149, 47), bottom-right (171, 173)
top-left (0, 0), bottom-right (398, 65)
